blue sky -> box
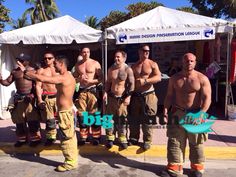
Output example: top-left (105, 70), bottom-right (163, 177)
top-left (3, 0), bottom-right (191, 29)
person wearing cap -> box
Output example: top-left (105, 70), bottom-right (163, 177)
top-left (72, 47), bottom-right (103, 146)
top-left (128, 44), bottom-right (161, 151)
top-left (0, 53), bottom-right (41, 147)
top-left (161, 53), bottom-right (212, 177)
top-left (36, 51), bottom-right (58, 146)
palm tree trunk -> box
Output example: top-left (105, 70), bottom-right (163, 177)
top-left (39, 0), bottom-right (48, 21)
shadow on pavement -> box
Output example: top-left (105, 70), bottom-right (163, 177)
top-left (0, 123), bottom-right (64, 155)
top-left (78, 144), bottom-right (165, 176)
top-left (0, 126), bottom-right (16, 142)
top-left (11, 154), bottom-right (61, 168)
top-left (0, 125), bottom-right (62, 156)
top-left (209, 133), bottom-right (236, 144)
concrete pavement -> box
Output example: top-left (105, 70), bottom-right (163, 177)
top-left (1, 155), bottom-right (236, 177)
top-left (0, 118), bottom-right (236, 159)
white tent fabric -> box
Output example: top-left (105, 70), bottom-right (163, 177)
top-left (0, 15), bottom-right (103, 44)
top-left (0, 44), bottom-right (18, 119)
top-left (229, 19), bottom-right (236, 24)
top-left (0, 15), bottom-right (103, 119)
top-left (106, 6), bottom-right (231, 44)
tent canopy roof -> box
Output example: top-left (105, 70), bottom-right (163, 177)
top-left (0, 15), bottom-right (103, 44)
top-left (107, 6), bottom-right (231, 39)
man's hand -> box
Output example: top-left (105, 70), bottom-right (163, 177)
top-left (7, 104), bottom-right (15, 113)
top-left (136, 78), bottom-right (144, 86)
top-left (81, 78), bottom-right (90, 85)
top-left (123, 96), bottom-right (131, 106)
top-left (24, 94), bottom-right (34, 103)
top-left (79, 74), bottom-right (90, 85)
top-left (192, 112), bottom-right (206, 125)
top-left (136, 78), bottom-right (148, 86)
top-left (23, 70), bottom-right (36, 80)
top-left (103, 92), bottom-right (107, 101)
top-left (38, 102), bottom-right (46, 110)
top-left (17, 61), bottom-right (26, 72)
top-left (159, 113), bottom-right (168, 125)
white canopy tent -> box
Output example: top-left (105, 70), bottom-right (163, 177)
top-left (0, 15), bottom-right (103, 119)
top-left (106, 6), bottom-right (231, 43)
top-left (105, 6), bottom-right (233, 116)
top-left (0, 15), bottom-right (103, 44)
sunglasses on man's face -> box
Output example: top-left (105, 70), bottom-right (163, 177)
top-left (142, 49), bottom-right (150, 53)
top-left (44, 57), bottom-right (54, 60)
top-left (18, 59), bottom-right (25, 63)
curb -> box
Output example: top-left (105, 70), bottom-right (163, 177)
top-left (0, 143), bottom-right (236, 159)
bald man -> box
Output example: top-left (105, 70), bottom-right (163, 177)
top-left (161, 53), bottom-right (211, 177)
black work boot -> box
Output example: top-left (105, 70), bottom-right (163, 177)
top-left (143, 142), bottom-right (151, 151)
top-left (78, 139), bottom-right (86, 146)
top-left (14, 141), bottom-right (27, 147)
top-left (93, 138), bottom-right (100, 146)
top-left (15, 123), bottom-right (27, 147)
top-left (120, 142), bottom-right (128, 149)
top-left (106, 140), bottom-right (114, 149)
top-left (189, 171), bottom-right (203, 177)
top-left (44, 138), bottom-right (56, 146)
top-left (29, 140), bottom-right (41, 147)
top-left (160, 170), bottom-right (180, 177)
top-left (92, 138), bottom-right (100, 146)
top-left (128, 139), bottom-right (138, 146)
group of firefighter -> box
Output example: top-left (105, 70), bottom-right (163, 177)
top-left (0, 45), bottom-right (210, 177)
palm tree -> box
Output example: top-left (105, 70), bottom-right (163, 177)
top-left (85, 16), bottom-right (100, 29)
top-left (127, 1), bottom-right (163, 18)
top-left (226, 0), bottom-right (236, 17)
top-left (24, 0), bottom-right (59, 24)
top-left (190, 0), bottom-right (236, 18)
top-left (100, 11), bottom-right (128, 30)
top-left (0, 0), bottom-right (10, 33)
top-left (10, 15), bottom-right (29, 29)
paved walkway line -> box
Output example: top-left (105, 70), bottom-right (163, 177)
top-left (0, 143), bottom-right (236, 159)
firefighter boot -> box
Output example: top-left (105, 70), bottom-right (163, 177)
top-left (106, 140), bottom-right (114, 149)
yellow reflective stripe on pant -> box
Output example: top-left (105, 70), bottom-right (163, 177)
top-left (46, 129), bottom-right (57, 139)
top-left (118, 135), bottom-right (127, 143)
top-left (106, 134), bottom-right (115, 141)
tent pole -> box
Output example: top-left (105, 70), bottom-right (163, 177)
top-left (101, 35), bottom-right (105, 77)
top-left (225, 32), bottom-right (233, 118)
top-left (104, 30), bottom-right (108, 81)
top-left (102, 30), bottom-right (108, 110)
